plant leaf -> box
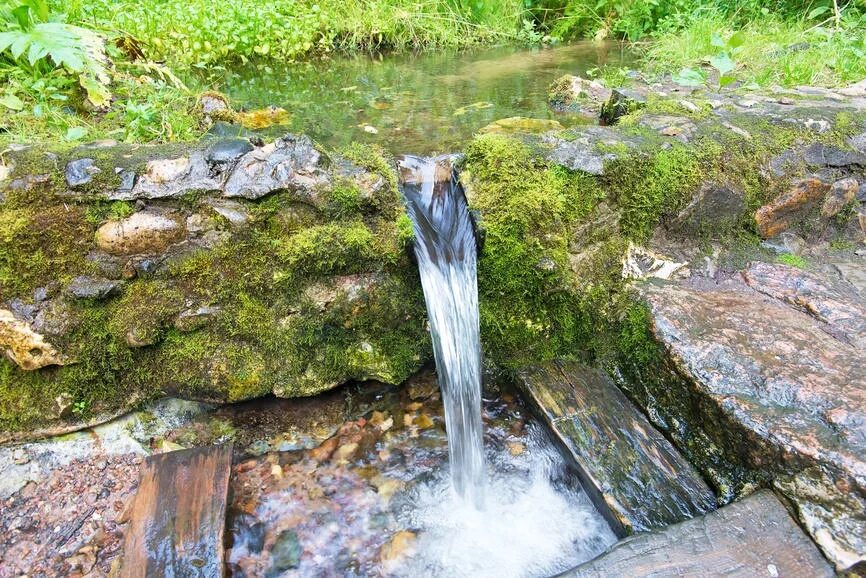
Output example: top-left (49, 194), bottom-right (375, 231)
top-left (79, 75), bottom-right (111, 108)
top-left (727, 31), bottom-right (747, 49)
top-left (0, 94), bottom-right (25, 111)
top-left (719, 75), bottom-right (737, 88)
top-left (672, 67), bottom-right (706, 87)
top-left (65, 126), bottom-right (87, 141)
top-left (710, 32), bottom-right (725, 48)
top-left (808, 6), bottom-right (830, 18)
top-left (710, 53), bottom-right (735, 76)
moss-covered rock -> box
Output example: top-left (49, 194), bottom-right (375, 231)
top-left (0, 137), bottom-right (429, 435)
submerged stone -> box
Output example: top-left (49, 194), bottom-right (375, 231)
top-left (479, 117), bottom-right (563, 135)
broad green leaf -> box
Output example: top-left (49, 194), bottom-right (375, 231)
top-left (808, 6), bottom-right (830, 18)
top-left (719, 75), bottom-right (737, 88)
top-left (11, 5), bottom-right (31, 30)
top-left (672, 67), bottom-right (706, 87)
top-left (710, 32), bottom-right (725, 48)
top-left (728, 31), bottom-right (747, 49)
top-left (710, 53), bottom-right (735, 76)
top-left (65, 126), bottom-right (87, 141)
top-left (0, 94), bottom-right (25, 111)
top-left (23, 0), bottom-right (50, 22)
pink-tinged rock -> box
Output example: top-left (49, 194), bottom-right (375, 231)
top-left (641, 260), bottom-right (866, 570)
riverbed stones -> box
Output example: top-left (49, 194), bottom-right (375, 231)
top-left (639, 261), bottom-right (866, 570)
top-left (95, 210), bottom-right (185, 255)
top-left (0, 309), bottom-right (66, 370)
top-left (517, 361), bottom-right (715, 535)
top-left (561, 490), bottom-right (833, 578)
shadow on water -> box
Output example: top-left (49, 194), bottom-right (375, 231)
top-left (188, 42), bottom-right (635, 153)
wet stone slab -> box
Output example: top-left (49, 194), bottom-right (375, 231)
top-left (516, 361), bottom-right (716, 535)
top-left (560, 490), bottom-right (834, 578)
top-left (640, 260), bottom-right (866, 570)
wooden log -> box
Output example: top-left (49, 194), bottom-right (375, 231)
top-left (558, 490), bottom-right (834, 578)
top-left (119, 444), bottom-right (233, 578)
top-left (517, 361), bottom-right (715, 535)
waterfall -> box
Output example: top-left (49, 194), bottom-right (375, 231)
top-left (397, 154), bottom-right (485, 507)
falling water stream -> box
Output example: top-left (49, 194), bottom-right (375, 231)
top-left (397, 154), bottom-right (486, 507)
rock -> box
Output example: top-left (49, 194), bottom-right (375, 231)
top-left (208, 200), bottom-right (250, 226)
top-left (267, 529), bottom-right (301, 576)
top-left (849, 132), bottom-right (866, 154)
top-left (95, 210), bottom-right (186, 255)
top-left (237, 106), bottom-right (290, 130)
top-left (65, 158), bottom-right (100, 187)
top-left (0, 309), bottom-right (66, 370)
top-left (601, 88), bottom-right (647, 125)
top-left (205, 138), bottom-right (254, 165)
top-left (119, 153), bottom-right (225, 200)
top-left (223, 135), bottom-right (325, 200)
top-left (479, 117), bottom-right (563, 135)
top-left (640, 263), bottom-right (866, 569)
top-left (174, 306), bottom-right (221, 333)
top-left (622, 243), bottom-right (686, 280)
top-left (517, 362), bottom-right (716, 535)
top-left (858, 183), bottom-right (866, 202)
top-left (548, 75), bottom-right (612, 113)
top-left (760, 231), bottom-right (807, 255)
top-left (803, 143), bottom-right (866, 168)
top-left (669, 182), bottom-right (746, 236)
top-left (821, 177), bottom-right (859, 217)
top-left (118, 170), bottom-right (136, 193)
top-left (11, 448), bottom-right (30, 465)
top-left (754, 178), bottom-right (831, 238)
top-left (543, 126), bottom-right (642, 176)
top-left (860, 209), bottom-right (866, 240)
top-left (54, 392), bottom-right (74, 418)
top-left (639, 115), bottom-right (697, 142)
top-left (742, 261), bottom-right (866, 348)
top-left (561, 491), bottom-right (833, 578)
top-left (837, 78), bottom-right (866, 97)
top-left (65, 276), bottom-right (122, 300)
top-left (380, 530), bottom-right (416, 571)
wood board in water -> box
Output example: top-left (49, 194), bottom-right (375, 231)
top-left (559, 489), bottom-right (834, 577)
top-left (119, 443), bottom-right (233, 578)
top-left (516, 361), bottom-right (715, 535)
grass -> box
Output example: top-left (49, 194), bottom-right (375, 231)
top-left (646, 12), bottom-right (866, 88)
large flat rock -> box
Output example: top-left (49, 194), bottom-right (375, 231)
top-left (560, 490), bottom-right (834, 578)
top-left (517, 361), bottom-right (715, 535)
top-left (120, 443), bottom-right (233, 577)
top-left (640, 260), bottom-right (866, 570)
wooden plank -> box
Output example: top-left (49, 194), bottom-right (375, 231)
top-left (119, 444), bottom-right (233, 578)
top-left (558, 490), bottom-right (834, 578)
top-left (517, 361), bottom-right (715, 535)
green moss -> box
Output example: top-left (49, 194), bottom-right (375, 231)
top-left (109, 280), bottom-right (186, 346)
top-left (464, 133), bottom-right (610, 368)
top-left (395, 213), bottom-right (415, 248)
top-left (605, 144), bottom-right (705, 241)
top-left (326, 182), bottom-right (365, 217)
top-left (775, 254), bottom-right (808, 268)
top-left (84, 200), bottom-right (136, 226)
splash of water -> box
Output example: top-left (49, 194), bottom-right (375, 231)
top-left (398, 154), bottom-right (485, 507)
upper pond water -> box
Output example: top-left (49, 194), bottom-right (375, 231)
top-left (193, 42), bottom-right (634, 154)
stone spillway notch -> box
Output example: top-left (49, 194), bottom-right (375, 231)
top-left (119, 443), bottom-right (233, 577)
top-left (516, 361), bottom-right (715, 535)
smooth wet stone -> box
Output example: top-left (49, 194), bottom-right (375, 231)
top-left (516, 361), bottom-right (716, 535)
top-left (479, 117), bottom-right (563, 135)
top-left (266, 529), bottom-right (302, 576)
top-left (64, 276), bottom-right (122, 300)
top-left (641, 261), bottom-right (866, 570)
top-left (95, 210), bottom-right (186, 255)
top-left (65, 158), bottom-right (100, 187)
top-left (118, 152), bottom-right (225, 200)
top-left (205, 138), bottom-right (254, 165)
top-left (561, 490), bottom-right (833, 578)
top-left (119, 444), bottom-right (233, 577)
top-left (0, 308), bottom-right (66, 370)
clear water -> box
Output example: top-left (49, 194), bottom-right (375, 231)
top-left (191, 42), bottom-right (634, 153)
top-left (398, 155), bottom-right (485, 507)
